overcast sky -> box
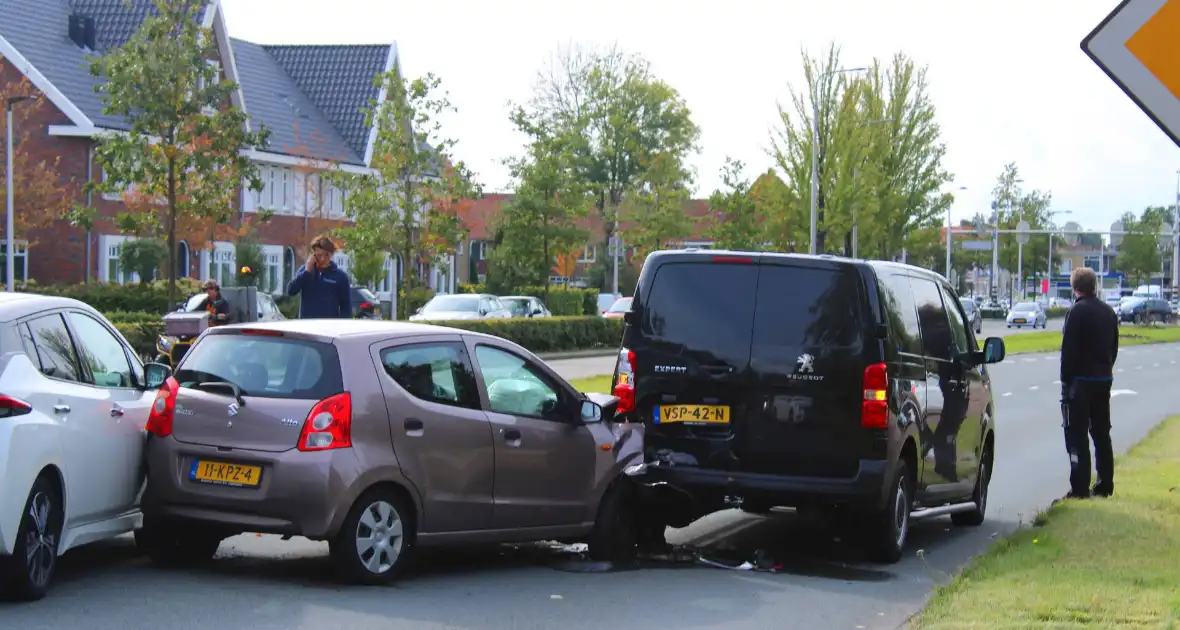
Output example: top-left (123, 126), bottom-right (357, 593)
top-left (221, 0), bottom-right (1180, 233)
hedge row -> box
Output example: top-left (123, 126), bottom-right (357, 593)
top-left (111, 315), bottom-right (625, 359)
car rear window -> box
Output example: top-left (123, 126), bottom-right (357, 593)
top-left (175, 334), bottom-right (344, 400)
top-left (751, 264), bottom-right (865, 349)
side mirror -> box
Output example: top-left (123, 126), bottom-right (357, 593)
top-left (479, 309), bottom-right (488, 316)
top-left (143, 362), bottom-right (173, 389)
top-left (981, 337), bottom-right (1006, 364)
top-left (532, 308), bottom-right (543, 316)
top-left (580, 400), bottom-right (603, 424)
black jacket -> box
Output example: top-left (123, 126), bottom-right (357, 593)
top-left (1060, 295), bottom-right (1119, 385)
top-left (286, 263), bottom-right (352, 318)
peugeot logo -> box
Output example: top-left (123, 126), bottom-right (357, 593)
top-left (796, 354), bottom-right (815, 374)
top-left (228, 403), bottom-right (239, 417)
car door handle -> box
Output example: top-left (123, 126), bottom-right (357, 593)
top-left (502, 428), bottom-right (522, 441)
top-left (53, 404), bottom-right (70, 414)
top-left (110, 407), bottom-right (124, 417)
top-left (404, 418), bottom-right (423, 431)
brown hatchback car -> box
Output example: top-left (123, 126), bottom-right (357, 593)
top-left (137, 320), bottom-right (647, 583)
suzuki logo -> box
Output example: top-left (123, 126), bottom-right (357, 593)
top-left (227, 403), bottom-right (239, 417)
top-left (796, 354), bottom-right (815, 374)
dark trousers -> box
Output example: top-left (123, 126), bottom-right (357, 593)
top-left (1061, 379), bottom-right (1114, 496)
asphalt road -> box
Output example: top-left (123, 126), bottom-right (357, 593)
top-left (2, 339), bottom-right (1176, 630)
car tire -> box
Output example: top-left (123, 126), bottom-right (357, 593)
top-left (329, 488), bottom-right (414, 585)
top-left (0, 475), bottom-right (63, 602)
top-left (136, 516), bottom-right (222, 567)
top-left (952, 444), bottom-right (991, 527)
top-left (587, 480), bottom-right (647, 562)
top-left (864, 460), bottom-right (912, 564)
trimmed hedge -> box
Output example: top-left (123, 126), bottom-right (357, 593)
top-left (514, 286), bottom-right (599, 316)
top-left (26, 278), bottom-right (206, 314)
top-left (407, 316), bottom-right (625, 353)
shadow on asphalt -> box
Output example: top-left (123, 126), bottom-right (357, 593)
top-left (23, 509), bottom-right (981, 593)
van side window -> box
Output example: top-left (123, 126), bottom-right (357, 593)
top-left (937, 285), bottom-right (972, 355)
top-left (879, 274), bottom-right (923, 355)
top-left (908, 277), bottom-right (953, 361)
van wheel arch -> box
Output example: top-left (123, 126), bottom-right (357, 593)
top-left (900, 438), bottom-right (918, 487)
top-left (37, 465), bottom-right (66, 523)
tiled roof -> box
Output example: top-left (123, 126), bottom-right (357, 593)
top-left (0, 0), bottom-right (391, 165)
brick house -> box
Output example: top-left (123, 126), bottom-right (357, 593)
top-left (0, 0), bottom-right (449, 300)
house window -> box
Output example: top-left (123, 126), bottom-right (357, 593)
top-left (208, 241), bottom-right (236, 286)
top-left (1083, 255), bottom-right (1102, 271)
top-left (377, 254), bottom-right (394, 295)
top-left (578, 244), bottom-right (597, 263)
top-left (176, 240), bottom-right (191, 278)
top-left (100, 234), bottom-right (137, 284)
top-left (0, 240), bottom-right (29, 285)
top-left (283, 246), bottom-right (296, 285)
top-left (332, 251), bottom-right (351, 278)
top-left (267, 166), bottom-right (276, 208)
top-left (261, 244), bottom-right (283, 294)
top-left (470, 240), bottom-right (485, 261)
top-left (280, 168), bottom-right (290, 210)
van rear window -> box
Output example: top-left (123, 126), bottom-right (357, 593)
top-left (642, 262), bottom-right (759, 360)
top-left (175, 334), bottom-right (343, 400)
top-left (751, 264), bottom-right (864, 349)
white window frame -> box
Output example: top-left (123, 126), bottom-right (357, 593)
top-left (206, 241), bottom-right (236, 286)
top-left (0, 239), bottom-right (30, 285)
top-left (261, 244), bottom-right (283, 294)
top-left (99, 234), bottom-right (140, 284)
top-left (332, 250), bottom-right (351, 276)
top-left (578, 244), bottom-right (597, 263)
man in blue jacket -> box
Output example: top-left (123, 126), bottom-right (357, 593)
top-left (287, 235), bottom-right (352, 318)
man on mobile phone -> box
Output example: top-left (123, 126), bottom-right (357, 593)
top-left (285, 234), bottom-right (352, 319)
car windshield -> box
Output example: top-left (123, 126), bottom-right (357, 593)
top-left (354, 287), bottom-right (378, 302)
top-left (175, 334), bottom-right (343, 400)
top-left (502, 298), bottom-right (531, 315)
top-left (1013, 302), bottom-right (1037, 311)
top-left (608, 298), bottom-right (633, 313)
top-left (422, 296), bottom-right (480, 313)
top-left (183, 293), bottom-right (209, 312)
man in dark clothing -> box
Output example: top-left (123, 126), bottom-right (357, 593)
top-left (286, 235), bottom-right (352, 319)
top-left (1059, 267), bottom-right (1119, 499)
top-left (201, 280), bottom-right (232, 326)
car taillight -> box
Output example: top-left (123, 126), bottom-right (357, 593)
top-left (612, 348), bottom-right (637, 414)
top-left (360, 301), bottom-right (373, 310)
top-left (298, 392), bottom-right (352, 451)
top-left (146, 377), bottom-right (180, 437)
top-left (0, 394), bottom-right (32, 419)
top-left (861, 363), bottom-right (889, 429)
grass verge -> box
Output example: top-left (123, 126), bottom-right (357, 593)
top-left (911, 415), bottom-right (1180, 629)
top-left (570, 374), bottom-right (612, 394)
top-left (997, 325), bottom-right (1180, 355)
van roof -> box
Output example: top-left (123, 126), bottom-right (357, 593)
top-left (646, 249), bottom-right (950, 284)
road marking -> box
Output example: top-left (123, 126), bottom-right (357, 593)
top-left (1154, 363), bottom-right (1160, 367)
top-left (1111, 389), bottom-right (1138, 397)
top-left (1117, 368), bottom-right (1125, 373)
top-left (1136, 365), bottom-right (1144, 370)
top-left (1172, 360), bottom-right (1177, 365)
top-left (1002, 392), bottom-right (1013, 397)
top-left (1023, 358), bottom-right (1039, 363)
top-left (1044, 357), bottom-right (1055, 361)
top-left (1053, 380), bottom-right (1062, 385)
top-left (1029, 385), bottom-right (1040, 391)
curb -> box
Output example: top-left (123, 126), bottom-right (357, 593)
top-left (537, 349), bottom-right (618, 361)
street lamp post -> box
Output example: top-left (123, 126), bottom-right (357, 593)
top-left (946, 185), bottom-right (967, 279)
top-left (1173, 170), bottom-right (1179, 300)
top-left (809, 66), bottom-right (867, 255)
top-left (5, 95), bottom-right (29, 292)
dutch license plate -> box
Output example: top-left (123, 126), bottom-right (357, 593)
top-left (1013, 318), bottom-right (1026, 324)
top-left (654, 405), bottom-right (730, 424)
top-left (189, 460), bottom-right (262, 488)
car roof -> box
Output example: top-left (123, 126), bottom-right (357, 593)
top-left (645, 249), bottom-right (950, 284)
top-left (500, 295), bottom-right (533, 300)
top-left (204, 318), bottom-right (508, 345)
top-left (0, 292), bottom-right (105, 323)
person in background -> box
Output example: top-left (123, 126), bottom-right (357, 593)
top-left (1059, 266), bottom-right (1119, 499)
top-left (286, 234), bottom-right (351, 319)
top-left (202, 280), bottom-right (231, 326)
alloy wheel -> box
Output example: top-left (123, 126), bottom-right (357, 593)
top-left (893, 477), bottom-right (909, 548)
top-left (354, 500), bottom-right (404, 574)
top-left (25, 491), bottom-right (57, 588)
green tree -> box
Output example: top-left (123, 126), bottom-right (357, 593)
top-left (333, 66), bottom-right (478, 319)
top-left (753, 169), bottom-right (803, 252)
top-left (87, 0), bottom-right (269, 307)
top-left (707, 158), bottom-right (766, 251)
top-left (234, 238), bottom-right (263, 287)
top-left (989, 162), bottom-right (1053, 295)
top-left (489, 110), bottom-right (589, 295)
top-left (1116, 206), bottom-right (1169, 285)
top-left (118, 238), bottom-right (167, 284)
top-left (621, 152), bottom-right (694, 262)
top-left (525, 44), bottom-right (700, 292)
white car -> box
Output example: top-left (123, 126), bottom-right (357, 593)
top-left (408, 294), bottom-right (513, 321)
top-left (1006, 301), bottom-right (1048, 329)
top-left (0, 293), bottom-right (172, 600)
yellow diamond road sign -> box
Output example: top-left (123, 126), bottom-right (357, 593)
top-left (1083, 0), bottom-right (1180, 147)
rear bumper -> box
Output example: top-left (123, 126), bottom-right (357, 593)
top-left (637, 459), bottom-right (892, 515)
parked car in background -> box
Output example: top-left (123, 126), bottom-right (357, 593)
top-left (960, 297), bottom-right (982, 334)
top-left (408, 294), bottom-right (513, 321)
top-left (351, 285), bottom-right (381, 320)
top-left (1006, 302), bottom-right (1047, 328)
top-left (601, 297), bottom-right (632, 319)
top-left (1049, 297), bottom-right (1073, 309)
top-left (501, 295), bottom-right (552, 318)
top-left (0, 293), bottom-right (173, 601)
top-left (138, 320), bottom-right (646, 584)
top-left (1118, 297), bottom-right (1174, 324)
top-left (610, 251), bottom-right (1005, 563)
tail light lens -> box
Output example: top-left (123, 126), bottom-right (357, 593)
top-left (298, 392), bottom-right (352, 451)
top-left (611, 348), bottom-right (637, 414)
top-left (0, 394), bottom-right (32, 419)
top-left (146, 377), bottom-right (180, 437)
top-left (360, 301), bottom-right (373, 310)
top-left (861, 363), bottom-right (889, 429)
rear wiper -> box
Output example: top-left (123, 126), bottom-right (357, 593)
top-left (197, 381), bottom-right (246, 407)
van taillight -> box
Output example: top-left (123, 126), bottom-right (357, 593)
top-left (612, 348), bottom-right (637, 414)
top-left (298, 392), bottom-right (352, 451)
top-left (146, 377), bottom-right (180, 437)
top-left (861, 363), bottom-right (889, 429)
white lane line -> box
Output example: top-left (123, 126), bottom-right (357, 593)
top-left (1117, 368), bottom-right (1125, 373)
top-left (1154, 363), bottom-right (1160, 367)
top-left (1135, 365), bottom-right (1144, 370)
top-left (1002, 392), bottom-right (1013, 397)
top-left (1172, 360), bottom-right (1177, 365)
top-left (1029, 385), bottom-right (1039, 390)
top-left (1053, 380), bottom-right (1062, 385)
top-left (1023, 358), bottom-right (1039, 363)
top-left (1044, 357), bottom-right (1055, 361)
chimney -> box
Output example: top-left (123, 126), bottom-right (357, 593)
top-left (68, 13), bottom-right (97, 50)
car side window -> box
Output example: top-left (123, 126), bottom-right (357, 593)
top-left (908, 277), bottom-right (954, 361)
top-left (24, 313), bottom-right (82, 382)
top-left (474, 345), bottom-right (562, 420)
top-left (67, 312), bottom-right (136, 388)
top-left (937, 285), bottom-right (972, 355)
top-left (381, 342), bottom-right (479, 410)
top-left (879, 274), bottom-right (923, 355)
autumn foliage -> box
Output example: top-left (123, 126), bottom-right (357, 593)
top-left (551, 248), bottom-right (579, 279)
top-left (0, 76), bottom-right (73, 244)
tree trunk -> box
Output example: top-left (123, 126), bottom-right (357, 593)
top-left (166, 159), bottom-right (178, 310)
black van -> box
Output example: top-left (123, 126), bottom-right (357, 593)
top-left (614, 250), bottom-right (1006, 562)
